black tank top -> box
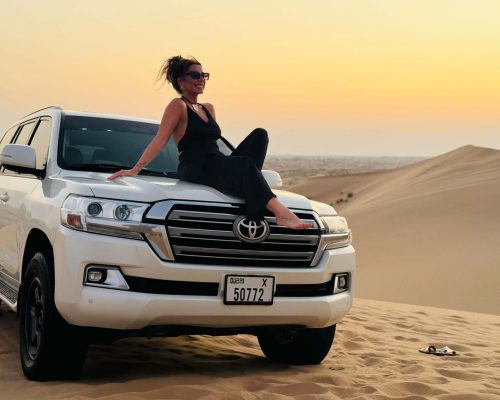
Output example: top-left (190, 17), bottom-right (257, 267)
top-left (177, 101), bottom-right (222, 155)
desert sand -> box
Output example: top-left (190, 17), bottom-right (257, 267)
top-left (1, 299), bottom-right (499, 399)
top-left (1, 145), bottom-right (499, 398)
top-left (291, 145), bottom-right (500, 315)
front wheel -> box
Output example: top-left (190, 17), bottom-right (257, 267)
top-left (19, 252), bottom-right (88, 381)
top-left (257, 324), bottom-right (336, 365)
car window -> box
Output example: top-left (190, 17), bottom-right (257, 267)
top-left (217, 137), bottom-right (233, 155)
top-left (14, 120), bottom-right (38, 145)
top-left (0, 125), bottom-right (20, 169)
top-left (60, 116), bottom-right (234, 173)
top-left (0, 125), bottom-right (19, 150)
top-left (58, 115), bottom-right (233, 173)
top-left (29, 118), bottom-right (52, 169)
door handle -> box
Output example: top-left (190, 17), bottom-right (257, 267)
top-left (0, 192), bottom-right (9, 202)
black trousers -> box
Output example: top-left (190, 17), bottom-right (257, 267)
top-left (178, 128), bottom-right (276, 219)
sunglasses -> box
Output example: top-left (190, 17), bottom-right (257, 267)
top-left (184, 71), bottom-right (210, 80)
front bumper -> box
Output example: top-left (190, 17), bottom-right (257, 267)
top-left (53, 227), bottom-right (355, 330)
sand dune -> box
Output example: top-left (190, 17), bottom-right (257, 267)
top-left (1, 299), bottom-right (499, 399)
top-left (292, 145), bottom-right (500, 315)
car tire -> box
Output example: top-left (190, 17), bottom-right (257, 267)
top-left (257, 324), bottom-right (336, 365)
top-left (19, 252), bottom-right (88, 381)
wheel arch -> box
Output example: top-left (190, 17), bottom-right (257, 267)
top-left (20, 229), bottom-right (55, 293)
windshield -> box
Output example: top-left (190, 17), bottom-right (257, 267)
top-left (59, 115), bottom-right (233, 175)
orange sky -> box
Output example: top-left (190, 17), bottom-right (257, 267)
top-left (1, 0), bottom-right (499, 156)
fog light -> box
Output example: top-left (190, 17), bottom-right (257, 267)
top-left (86, 267), bottom-right (107, 284)
top-left (83, 265), bottom-right (130, 290)
top-left (334, 274), bottom-right (349, 294)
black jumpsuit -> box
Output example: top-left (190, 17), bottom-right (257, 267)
top-left (177, 102), bottom-right (276, 219)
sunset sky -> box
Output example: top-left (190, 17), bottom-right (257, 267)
top-left (1, 0), bottom-right (499, 156)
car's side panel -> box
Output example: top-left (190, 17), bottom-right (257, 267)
top-left (0, 175), bottom-right (40, 278)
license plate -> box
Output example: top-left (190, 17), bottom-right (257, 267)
top-left (224, 275), bottom-right (275, 305)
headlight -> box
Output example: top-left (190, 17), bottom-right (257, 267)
top-left (320, 215), bottom-right (352, 250)
top-left (321, 216), bottom-right (349, 234)
top-left (61, 195), bottom-right (150, 239)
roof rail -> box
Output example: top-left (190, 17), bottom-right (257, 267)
top-left (20, 105), bottom-right (63, 119)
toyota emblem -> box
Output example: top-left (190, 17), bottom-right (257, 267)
top-left (233, 215), bottom-right (270, 243)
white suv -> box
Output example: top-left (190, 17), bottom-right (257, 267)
top-left (0, 106), bottom-right (355, 381)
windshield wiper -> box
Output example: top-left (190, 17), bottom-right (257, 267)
top-left (137, 169), bottom-right (178, 178)
top-left (64, 162), bottom-right (129, 171)
top-left (64, 162), bottom-right (178, 177)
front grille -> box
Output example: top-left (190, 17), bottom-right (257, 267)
top-left (165, 203), bottom-right (321, 267)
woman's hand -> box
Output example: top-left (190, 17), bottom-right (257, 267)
top-left (107, 168), bottom-right (139, 180)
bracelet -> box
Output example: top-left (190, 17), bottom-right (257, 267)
top-left (134, 161), bottom-right (147, 171)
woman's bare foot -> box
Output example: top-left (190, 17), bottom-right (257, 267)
top-left (266, 197), bottom-right (313, 230)
top-left (275, 213), bottom-right (312, 230)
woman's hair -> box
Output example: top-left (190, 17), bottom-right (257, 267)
top-left (156, 55), bottom-right (201, 94)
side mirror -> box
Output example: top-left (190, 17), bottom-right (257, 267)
top-left (262, 170), bottom-right (283, 189)
top-left (0, 144), bottom-right (37, 172)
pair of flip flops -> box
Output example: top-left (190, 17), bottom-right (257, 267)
top-left (419, 345), bottom-right (458, 356)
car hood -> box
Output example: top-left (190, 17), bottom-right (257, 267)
top-left (58, 172), bottom-right (315, 210)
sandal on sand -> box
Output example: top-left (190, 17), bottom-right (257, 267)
top-left (419, 345), bottom-right (458, 356)
top-left (439, 346), bottom-right (458, 356)
top-left (419, 345), bottom-right (441, 355)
